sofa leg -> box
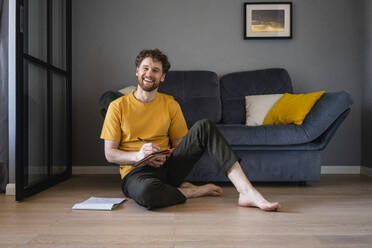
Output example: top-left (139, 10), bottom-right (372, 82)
top-left (298, 181), bottom-right (307, 186)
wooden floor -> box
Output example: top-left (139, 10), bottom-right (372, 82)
top-left (1, 175), bottom-right (372, 248)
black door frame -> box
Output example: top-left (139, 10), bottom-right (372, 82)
top-left (16, 0), bottom-right (72, 201)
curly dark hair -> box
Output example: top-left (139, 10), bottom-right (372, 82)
top-left (135, 49), bottom-right (171, 74)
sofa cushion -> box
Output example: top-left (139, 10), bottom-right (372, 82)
top-left (118, 85), bottom-right (136, 95)
top-left (263, 91), bottom-right (325, 125)
top-left (218, 91), bottom-right (353, 146)
top-left (159, 71), bottom-right (221, 127)
top-left (220, 68), bottom-right (293, 124)
top-left (218, 124), bottom-right (310, 146)
top-left (245, 94), bottom-right (283, 126)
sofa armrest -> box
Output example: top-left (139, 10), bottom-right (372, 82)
top-left (302, 91), bottom-right (353, 140)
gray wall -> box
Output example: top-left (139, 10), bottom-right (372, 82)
top-left (362, 0), bottom-right (372, 168)
top-left (72, 0), bottom-right (363, 166)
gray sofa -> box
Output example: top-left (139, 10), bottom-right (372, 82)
top-left (100, 68), bottom-right (353, 183)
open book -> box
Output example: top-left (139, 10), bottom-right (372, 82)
top-left (133, 148), bottom-right (173, 167)
top-left (72, 197), bottom-right (126, 211)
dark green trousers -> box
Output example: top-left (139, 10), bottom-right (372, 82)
top-left (121, 119), bottom-right (241, 210)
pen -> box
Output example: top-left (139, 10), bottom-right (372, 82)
top-left (137, 137), bottom-right (148, 143)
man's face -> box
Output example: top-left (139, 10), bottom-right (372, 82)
top-left (136, 57), bottom-right (166, 92)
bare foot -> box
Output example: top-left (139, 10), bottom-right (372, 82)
top-left (180, 181), bottom-right (194, 188)
top-left (178, 183), bottom-right (223, 199)
top-left (238, 189), bottom-right (280, 211)
top-left (199, 184), bottom-right (223, 197)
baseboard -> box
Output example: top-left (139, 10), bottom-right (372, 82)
top-left (361, 166), bottom-right (372, 176)
top-left (73, 165), bottom-right (362, 175)
top-left (6, 183), bottom-right (15, 195)
top-left (321, 166), bottom-right (361, 174)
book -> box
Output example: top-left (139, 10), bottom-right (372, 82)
top-left (72, 197), bottom-right (126, 211)
top-left (132, 148), bottom-right (173, 167)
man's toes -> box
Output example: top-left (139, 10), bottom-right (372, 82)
top-left (263, 202), bottom-right (280, 211)
top-left (204, 184), bottom-right (222, 196)
top-left (273, 203), bottom-right (280, 211)
top-left (211, 190), bottom-right (222, 196)
top-left (214, 187), bottom-right (223, 196)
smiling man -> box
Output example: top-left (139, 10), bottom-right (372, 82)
top-left (100, 49), bottom-right (280, 211)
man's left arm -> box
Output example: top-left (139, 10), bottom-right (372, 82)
top-left (168, 99), bottom-right (188, 149)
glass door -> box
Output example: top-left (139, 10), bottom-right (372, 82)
top-left (16, 0), bottom-right (71, 201)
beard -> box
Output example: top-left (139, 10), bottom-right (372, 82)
top-left (138, 76), bottom-right (160, 92)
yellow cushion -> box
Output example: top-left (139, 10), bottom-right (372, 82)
top-left (263, 91), bottom-right (325, 125)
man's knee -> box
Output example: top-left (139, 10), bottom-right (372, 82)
top-left (193, 119), bottom-right (214, 131)
top-left (134, 181), bottom-right (162, 209)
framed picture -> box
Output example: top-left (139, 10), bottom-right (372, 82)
top-left (244, 2), bottom-right (292, 39)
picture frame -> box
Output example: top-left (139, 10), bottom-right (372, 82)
top-left (244, 2), bottom-right (292, 39)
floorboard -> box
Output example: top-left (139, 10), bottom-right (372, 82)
top-left (1, 174), bottom-right (371, 248)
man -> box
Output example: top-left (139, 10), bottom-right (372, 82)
top-left (101, 49), bottom-right (280, 211)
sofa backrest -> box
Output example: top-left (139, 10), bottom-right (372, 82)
top-left (159, 71), bottom-right (221, 127)
top-left (220, 68), bottom-right (293, 124)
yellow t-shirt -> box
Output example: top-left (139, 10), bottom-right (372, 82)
top-left (100, 91), bottom-right (188, 179)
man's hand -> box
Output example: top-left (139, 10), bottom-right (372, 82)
top-left (136, 143), bottom-right (167, 168)
top-left (103, 140), bottom-right (166, 167)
